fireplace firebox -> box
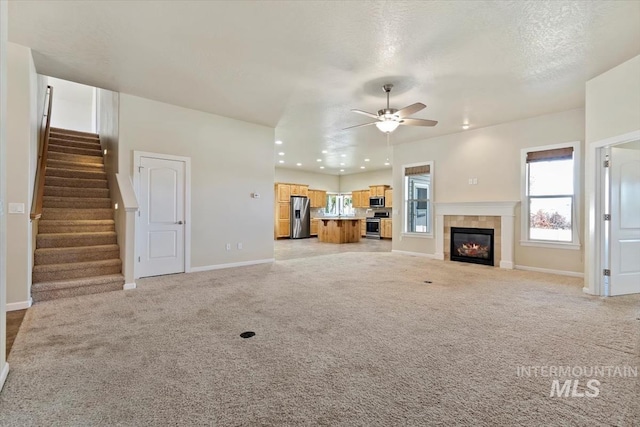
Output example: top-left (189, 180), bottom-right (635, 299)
top-left (450, 227), bottom-right (494, 266)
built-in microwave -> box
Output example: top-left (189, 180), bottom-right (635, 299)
top-left (369, 196), bottom-right (385, 208)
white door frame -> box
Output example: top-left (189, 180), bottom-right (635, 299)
top-left (133, 151), bottom-right (192, 278)
top-left (585, 129), bottom-right (640, 296)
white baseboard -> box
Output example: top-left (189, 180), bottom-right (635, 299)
top-left (123, 282), bottom-right (136, 290)
top-left (582, 286), bottom-right (597, 295)
top-left (0, 362), bottom-right (9, 392)
top-left (6, 298), bottom-right (32, 311)
top-left (392, 250), bottom-right (442, 259)
top-left (190, 258), bottom-right (275, 273)
top-left (499, 260), bottom-right (514, 269)
top-left (515, 265), bottom-right (584, 278)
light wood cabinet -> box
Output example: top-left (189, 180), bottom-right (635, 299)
top-left (309, 189), bottom-right (327, 208)
top-left (290, 185), bottom-right (300, 196)
top-left (277, 220), bottom-right (290, 238)
top-left (381, 219), bottom-right (392, 239)
top-left (278, 202), bottom-right (290, 220)
top-left (300, 186), bottom-right (308, 197)
top-left (310, 219), bottom-right (318, 236)
top-left (370, 185), bottom-right (388, 197)
top-left (277, 184), bottom-right (290, 202)
top-left (352, 189), bottom-right (371, 208)
top-left (384, 189), bottom-right (393, 208)
top-left (352, 191), bottom-right (361, 208)
top-left (360, 219), bottom-right (366, 237)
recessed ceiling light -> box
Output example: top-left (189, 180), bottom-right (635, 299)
top-left (360, 166), bottom-right (366, 169)
top-left (316, 159), bottom-right (322, 162)
top-left (320, 166), bottom-right (325, 169)
top-left (340, 169), bottom-right (344, 172)
top-left (275, 140), bottom-right (283, 145)
top-left (462, 124), bottom-right (470, 130)
top-left (278, 152), bottom-right (285, 156)
top-left (384, 162), bottom-right (390, 166)
top-left (296, 162), bottom-right (302, 166)
top-left (364, 158), bottom-right (370, 162)
top-left (341, 154), bottom-right (346, 158)
top-left (321, 150), bottom-right (328, 154)
top-left (278, 160), bottom-right (284, 164)
top-left (340, 163), bottom-right (345, 166)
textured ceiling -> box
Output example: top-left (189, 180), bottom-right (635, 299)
top-left (8, 1), bottom-right (640, 175)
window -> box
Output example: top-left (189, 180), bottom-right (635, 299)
top-left (404, 163), bottom-right (433, 235)
top-left (521, 142), bottom-right (580, 248)
top-left (325, 193), bottom-right (354, 216)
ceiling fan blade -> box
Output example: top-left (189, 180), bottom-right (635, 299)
top-left (400, 118), bottom-right (438, 127)
top-left (395, 103), bottom-right (426, 118)
top-left (351, 109), bottom-right (380, 119)
top-left (342, 121), bottom-right (378, 131)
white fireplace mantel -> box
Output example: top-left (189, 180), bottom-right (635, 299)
top-left (434, 201), bottom-right (519, 269)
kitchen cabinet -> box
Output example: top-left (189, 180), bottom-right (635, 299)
top-left (353, 189), bottom-right (371, 208)
top-left (384, 189), bottom-right (393, 208)
top-left (290, 185), bottom-right (300, 196)
top-left (309, 189), bottom-right (327, 208)
top-left (275, 201), bottom-right (290, 238)
top-left (276, 183), bottom-right (290, 203)
top-left (310, 219), bottom-right (318, 236)
top-left (370, 185), bottom-right (389, 197)
top-left (277, 219), bottom-right (290, 238)
top-left (301, 186), bottom-right (309, 197)
top-left (381, 219), bottom-right (392, 239)
top-left (360, 219), bottom-right (366, 237)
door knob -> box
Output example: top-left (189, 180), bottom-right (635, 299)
top-left (177, 221), bottom-right (184, 225)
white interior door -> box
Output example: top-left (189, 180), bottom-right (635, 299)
top-left (137, 155), bottom-right (185, 278)
top-left (609, 146), bottom-right (640, 296)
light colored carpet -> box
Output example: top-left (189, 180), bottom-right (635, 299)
top-left (1, 252), bottom-right (639, 426)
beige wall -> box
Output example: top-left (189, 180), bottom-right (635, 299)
top-left (584, 54), bottom-right (640, 292)
top-left (48, 77), bottom-right (95, 133)
top-left (6, 43), bottom-right (38, 305)
top-left (118, 94), bottom-right (275, 270)
top-left (1, 0), bottom-right (9, 382)
top-left (275, 167), bottom-right (339, 192)
top-left (393, 108), bottom-right (585, 273)
top-left (339, 168), bottom-right (392, 192)
top-left (586, 55), bottom-right (640, 145)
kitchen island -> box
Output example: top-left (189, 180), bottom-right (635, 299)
top-left (318, 218), bottom-right (361, 243)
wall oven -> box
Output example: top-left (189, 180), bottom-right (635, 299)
top-left (365, 211), bottom-right (389, 239)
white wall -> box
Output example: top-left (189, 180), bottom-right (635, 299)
top-left (393, 108), bottom-right (585, 274)
top-left (586, 55), bottom-right (640, 145)
top-left (6, 43), bottom-right (38, 307)
top-left (1, 0), bottom-right (10, 389)
top-left (339, 168), bottom-right (392, 192)
top-left (584, 55), bottom-right (640, 293)
top-left (48, 76), bottom-right (94, 133)
top-left (275, 167), bottom-right (339, 192)
top-left (118, 94), bottom-right (275, 270)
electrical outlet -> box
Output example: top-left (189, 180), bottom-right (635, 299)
top-left (237, 243), bottom-right (243, 250)
top-left (225, 243), bottom-right (231, 251)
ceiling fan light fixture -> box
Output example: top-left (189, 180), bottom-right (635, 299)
top-left (375, 120), bottom-right (400, 133)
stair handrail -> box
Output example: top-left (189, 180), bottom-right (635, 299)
top-left (30, 85), bottom-right (53, 220)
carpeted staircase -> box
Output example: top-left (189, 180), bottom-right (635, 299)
top-left (32, 127), bottom-right (124, 302)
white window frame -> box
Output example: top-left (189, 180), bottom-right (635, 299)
top-left (324, 192), bottom-right (354, 217)
top-left (520, 141), bottom-right (581, 250)
top-left (402, 161), bottom-right (434, 238)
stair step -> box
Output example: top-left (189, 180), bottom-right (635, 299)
top-left (45, 176), bottom-right (108, 189)
top-left (44, 185), bottom-right (110, 198)
top-left (45, 167), bottom-right (107, 180)
top-left (47, 159), bottom-right (104, 172)
top-left (35, 244), bottom-right (120, 265)
top-left (41, 208), bottom-right (114, 220)
top-left (48, 137), bottom-right (101, 150)
top-left (36, 231), bottom-right (117, 249)
top-left (38, 219), bottom-right (115, 234)
top-left (48, 151), bottom-right (104, 165)
top-left (48, 143), bottom-right (102, 157)
top-left (33, 258), bottom-right (121, 283)
top-left (31, 274), bottom-right (124, 303)
top-left (50, 127), bottom-right (99, 138)
top-left (43, 196), bottom-right (111, 209)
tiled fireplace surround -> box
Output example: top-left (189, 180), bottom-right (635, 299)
top-left (434, 202), bottom-right (518, 269)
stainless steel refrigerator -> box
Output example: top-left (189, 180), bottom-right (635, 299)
top-left (290, 196), bottom-right (310, 239)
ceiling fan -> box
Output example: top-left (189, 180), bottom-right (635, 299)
top-left (344, 84), bottom-right (438, 133)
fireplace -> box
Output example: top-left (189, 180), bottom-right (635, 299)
top-left (450, 227), bottom-right (494, 266)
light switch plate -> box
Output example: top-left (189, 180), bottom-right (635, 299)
top-left (8, 203), bottom-right (25, 214)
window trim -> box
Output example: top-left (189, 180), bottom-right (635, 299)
top-left (520, 141), bottom-right (581, 250)
top-left (403, 161), bottom-right (434, 238)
